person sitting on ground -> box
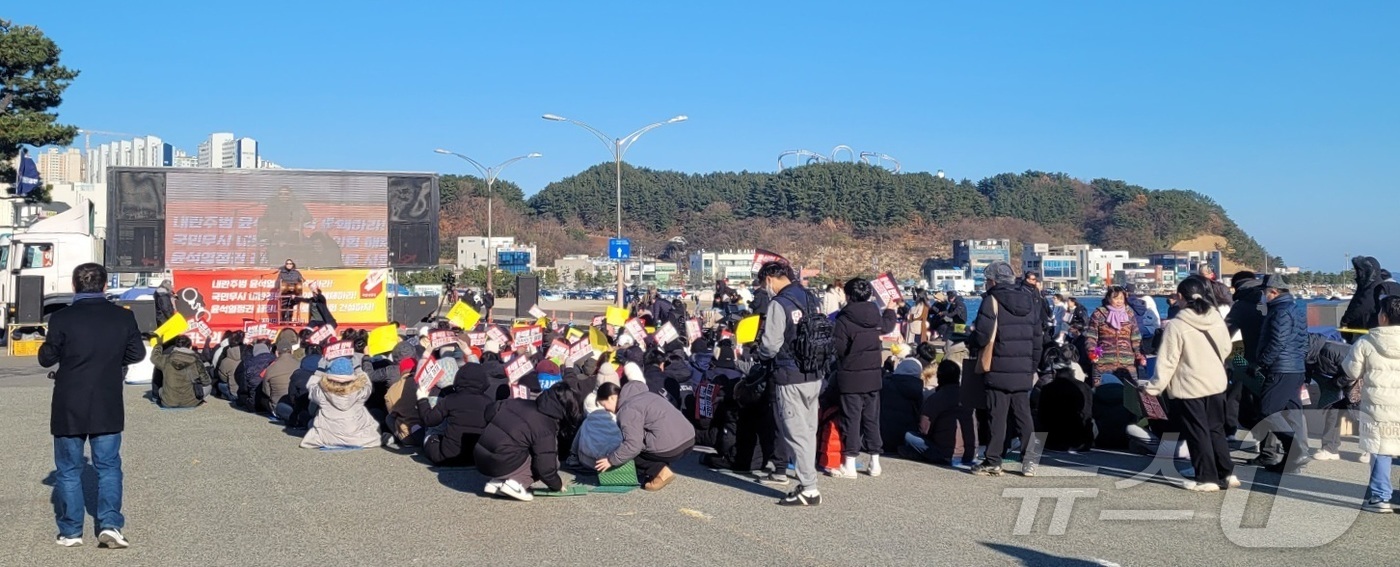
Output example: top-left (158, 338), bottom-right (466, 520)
top-left (384, 357), bottom-right (424, 448)
top-left (300, 358), bottom-right (382, 449)
top-left (879, 358), bottom-right (926, 455)
top-left (213, 331), bottom-right (244, 400)
top-left (696, 340), bottom-right (747, 469)
top-left (575, 381), bottom-right (626, 469)
top-left (261, 340), bottom-right (300, 418)
top-left (416, 362), bottom-right (495, 467)
top-left (474, 384), bottom-right (578, 501)
top-left (596, 380), bottom-right (697, 491)
top-left (150, 335), bottom-right (208, 408)
top-left (1037, 343), bottom-right (1095, 453)
top-left (1343, 296), bottom-right (1400, 513)
top-left (281, 347), bottom-right (322, 429)
top-left (238, 342), bottom-right (275, 412)
top-left (903, 360), bottom-right (975, 466)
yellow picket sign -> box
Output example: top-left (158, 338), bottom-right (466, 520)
top-left (735, 315), bottom-right (761, 344)
top-left (590, 327), bottom-right (610, 351)
top-left (566, 328), bottom-right (585, 343)
top-left (153, 312), bottom-right (189, 343)
top-left (446, 301), bottom-right (481, 330)
top-left (605, 306), bottom-right (629, 327)
top-left (366, 324), bottom-right (401, 356)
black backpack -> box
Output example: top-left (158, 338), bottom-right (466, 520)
top-left (783, 290), bottom-right (836, 376)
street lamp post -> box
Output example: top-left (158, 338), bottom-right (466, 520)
top-left (542, 113), bottom-right (687, 307)
top-left (433, 149), bottom-right (541, 320)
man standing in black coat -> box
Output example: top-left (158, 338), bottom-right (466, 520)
top-left (830, 278), bottom-right (898, 479)
top-left (39, 263), bottom-right (145, 548)
top-left (1341, 256), bottom-right (1400, 342)
top-left (1225, 271), bottom-right (1265, 433)
top-left (968, 262), bottom-right (1044, 477)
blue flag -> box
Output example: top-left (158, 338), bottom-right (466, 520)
top-left (17, 154), bottom-right (41, 196)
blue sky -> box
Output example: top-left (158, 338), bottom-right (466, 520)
top-left (9, 2), bottom-right (1396, 271)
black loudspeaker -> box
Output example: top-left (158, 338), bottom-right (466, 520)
top-left (515, 274), bottom-right (539, 319)
top-left (16, 275), bottom-right (44, 324)
top-left (387, 176), bottom-right (439, 268)
top-left (106, 169), bottom-right (167, 272)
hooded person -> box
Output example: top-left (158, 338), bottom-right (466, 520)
top-left (150, 335), bottom-right (208, 408)
top-left (1342, 256), bottom-right (1400, 339)
top-left (597, 380), bottom-right (697, 491)
top-left (879, 358), bottom-right (926, 457)
top-left (830, 278), bottom-right (899, 478)
top-left (385, 357), bottom-right (427, 447)
top-left (282, 351), bottom-right (322, 428)
top-left (575, 381), bottom-right (626, 468)
top-left (474, 384), bottom-right (577, 501)
top-left (238, 342), bottom-right (276, 412)
top-left (662, 351), bottom-right (696, 412)
top-left (967, 261), bottom-right (1045, 476)
top-left (215, 333), bottom-right (245, 400)
top-left (300, 358), bottom-right (382, 449)
top-left (1036, 344), bottom-right (1095, 453)
top-left (696, 340), bottom-right (747, 466)
top-left (416, 362), bottom-right (495, 467)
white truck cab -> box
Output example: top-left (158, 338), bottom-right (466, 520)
top-left (0, 201), bottom-right (104, 327)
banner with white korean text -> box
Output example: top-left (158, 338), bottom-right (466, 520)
top-left (171, 268), bottom-right (388, 330)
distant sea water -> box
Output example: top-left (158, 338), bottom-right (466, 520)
top-left (965, 296), bottom-right (1335, 325)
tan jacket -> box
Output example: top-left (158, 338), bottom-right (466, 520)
top-left (385, 373), bottom-right (422, 442)
top-left (1143, 308), bottom-right (1231, 400)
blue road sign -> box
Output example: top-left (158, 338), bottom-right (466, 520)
top-left (609, 238), bottom-right (631, 260)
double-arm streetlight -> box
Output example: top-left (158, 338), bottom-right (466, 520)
top-left (433, 149), bottom-right (541, 315)
top-left (542, 113), bottom-right (687, 306)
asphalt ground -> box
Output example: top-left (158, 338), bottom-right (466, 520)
top-left (0, 354), bottom-right (1395, 566)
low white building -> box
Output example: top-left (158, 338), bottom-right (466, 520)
top-left (689, 249), bottom-right (756, 284)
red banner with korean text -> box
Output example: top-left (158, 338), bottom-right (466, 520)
top-left (171, 268), bottom-right (388, 330)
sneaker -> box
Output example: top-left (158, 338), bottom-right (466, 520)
top-left (643, 466), bottom-right (676, 492)
top-left (1021, 461), bottom-right (1037, 477)
top-left (1312, 449), bottom-right (1340, 461)
top-left (55, 536), bottom-right (82, 547)
top-left (1361, 453), bottom-right (1372, 464)
top-left (971, 464), bottom-right (1004, 476)
top-left (498, 479), bottom-right (534, 502)
top-left (1224, 475), bottom-right (1242, 489)
top-left (1183, 481), bottom-right (1220, 493)
top-left (757, 472), bottom-right (790, 486)
top-left (828, 464), bottom-right (857, 479)
top-left (868, 455), bottom-right (882, 477)
top-left (380, 432), bottom-right (400, 450)
top-left (1363, 499), bottom-right (1394, 514)
top-left (483, 480), bottom-right (503, 495)
top-left (98, 529), bottom-right (130, 549)
top-left (778, 486), bottom-right (821, 507)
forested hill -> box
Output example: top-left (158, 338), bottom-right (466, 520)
top-left (438, 162), bottom-right (1274, 277)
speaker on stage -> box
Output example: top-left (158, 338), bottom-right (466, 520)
top-left (515, 274), bottom-right (539, 319)
top-left (16, 275), bottom-right (44, 324)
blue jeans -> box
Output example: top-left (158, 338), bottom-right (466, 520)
top-left (1368, 454), bottom-right (1394, 503)
top-left (53, 434), bottom-right (124, 538)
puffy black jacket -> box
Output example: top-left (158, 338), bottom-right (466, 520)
top-left (473, 392), bottom-right (566, 491)
top-left (1306, 334), bottom-right (1349, 381)
top-left (1256, 293), bottom-right (1307, 374)
top-left (833, 301), bottom-right (898, 393)
top-left (1342, 256), bottom-right (1400, 332)
top-left (1227, 278), bottom-right (1267, 364)
top-left (880, 363), bottom-right (925, 453)
top-left (418, 363), bottom-right (495, 465)
top-left (969, 283), bottom-right (1044, 392)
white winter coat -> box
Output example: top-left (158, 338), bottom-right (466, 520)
top-left (1143, 308), bottom-right (1231, 400)
top-left (1344, 327), bottom-right (1400, 456)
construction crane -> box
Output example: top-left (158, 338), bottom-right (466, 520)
top-left (76, 128), bottom-right (139, 152)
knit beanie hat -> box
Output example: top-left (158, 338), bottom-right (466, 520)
top-left (327, 358), bottom-right (356, 382)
